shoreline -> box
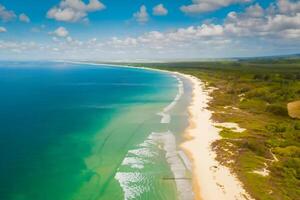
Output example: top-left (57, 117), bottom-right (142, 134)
top-left (65, 61), bottom-right (195, 199)
top-left (179, 73), bottom-right (254, 200)
top-left (60, 60), bottom-right (253, 200)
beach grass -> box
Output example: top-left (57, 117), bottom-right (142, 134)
top-left (121, 58), bottom-right (300, 200)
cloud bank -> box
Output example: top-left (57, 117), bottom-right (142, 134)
top-left (1, 0), bottom-right (300, 60)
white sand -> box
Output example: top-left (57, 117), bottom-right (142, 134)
top-left (252, 162), bottom-right (269, 177)
top-left (179, 73), bottom-right (254, 200)
top-left (253, 168), bottom-right (269, 177)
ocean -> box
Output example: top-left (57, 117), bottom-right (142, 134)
top-left (0, 61), bottom-right (193, 200)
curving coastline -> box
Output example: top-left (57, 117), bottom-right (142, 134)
top-left (179, 73), bottom-right (253, 200)
top-left (61, 60), bottom-right (252, 200)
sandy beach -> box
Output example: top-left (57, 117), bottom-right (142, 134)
top-left (179, 73), bottom-right (254, 200)
top-left (66, 61), bottom-right (254, 199)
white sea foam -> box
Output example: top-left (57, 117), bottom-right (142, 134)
top-left (157, 75), bottom-right (184, 124)
top-left (115, 74), bottom-right (193, 199)
top-left (115, 130), bottom-right (193, 200)
top-left (149, 131), bottom-right (194, 200)
top-left (122, 157), bottom-right (145, 169)
top-left (115, 139), bottom-right (157, 199)
top-left (115, 172), bottom-right (149, 200)
top-left (128, 148), bottom-right (155, 158)
top-left (156, 112), bottom-right (170, 124)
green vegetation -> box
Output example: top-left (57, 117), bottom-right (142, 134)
top-left (120, 58), bottom-right (300, 200)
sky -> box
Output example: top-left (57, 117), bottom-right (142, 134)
top-left (0, 0), bottom-right (300, 61)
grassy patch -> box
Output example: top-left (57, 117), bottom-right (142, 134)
top-left (219, 128), bottom-right (248, 139)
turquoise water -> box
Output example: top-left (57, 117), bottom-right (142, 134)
top-left (0, 62), bottom-right (192, 200)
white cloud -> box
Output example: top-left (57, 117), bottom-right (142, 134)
top-left (279, 29), bottom-right (300, 39)
top-left (133, 5), bottom-right (149, 23)
top-left (0, 4), bottom-right (16, 22)
top-left (106, 23), bottom-right (225, 51)
top-left (100, 1), bottom-right (300, 56)
top-left (19, 13), bottom-right (30, 23)
top-left (277, 0), bottom-right (300, 15)
top-left (0, 26), bottom-right (7, 32)
top-left (47, 0), bottom-right (105, 22)
top-left (245, 3), bottom-right (264, 18)
top-left (53, 27), bottom-right (69, 37)
top-left (153, 4), bottom-right (168, 16)
top-left (267, 13), bottom-right (300, 32)
top-left (0, 40), bottom-right (39, 54)
top-left (223, 2), bottom-right (300, 39)
top-left (180, 0), bottom-right (252, 14)
top-left (109, 37), bottom-right (138, 47)
top-left (3, 1), bottom-right (300, 60)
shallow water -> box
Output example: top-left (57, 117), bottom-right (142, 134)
top-left (0, 61), bottom-right (193, 200)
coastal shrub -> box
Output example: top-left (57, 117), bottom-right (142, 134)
top-left (294, 122), bottom-right (300, 130)
top-left (276, 88), bottom-right (296, 102)
top-left (266, 104), bottom-right (288, 116)
top-left (265, 124), bottom-right (287, 133)
top-left (266, 138), bottom-right (281, 148)
top-left (246, 87), bottom-right (268, 99)
top-left (257, 86), bottom-right (286, 102)
top-left (239, 99), bottom-right (266, 113)
top-left (243, 140), bottom-right (268, 157)
top-left (264, 93), bottom-right (279, 103)
top-left (270, 158), bottom-right (300, 199)
top-left (246, 87), bottom-right (280, 103)
top-left (253, 74), bottom-right (270, 81)
top-left (213, 93), bottom-right (234, 106)
top-left (273, 146), bottom-right (300, 157)
top-left (234, 83), bottom-right (252, 94)
top-left (239, 87), bottom-right (250, 93)
top-left (273, 158), bottom-right (300, 180)
top-left (284, 158), bottom-right (300, 180)
top-left (219, 128), bottom-right (242, 139)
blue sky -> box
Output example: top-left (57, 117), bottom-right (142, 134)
top-left (0, 0), bottom-right (300, 61)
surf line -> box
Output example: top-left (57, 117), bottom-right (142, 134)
top-left (154, 75), bottom-right (193, 199)
top-left (115, 131), bottom-right (193, 200)
top-left (149, 131), bottom-right (194, 200)
top-left (157, 75), bottom-right (184, 124)
top-left (115, 75), bottom-right (193, 199)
